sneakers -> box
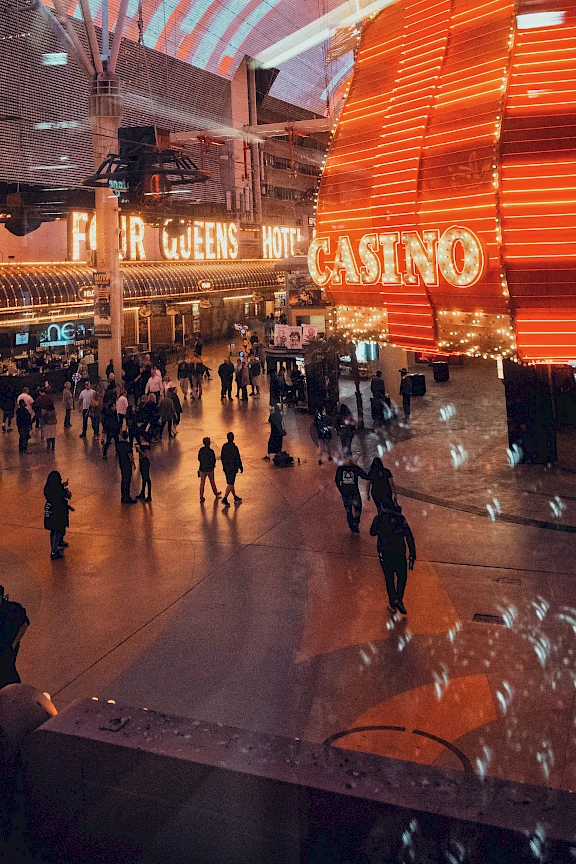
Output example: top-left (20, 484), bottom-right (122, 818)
top-left (233, 496), bottom-right (242, 503)
top-left (222, 497), bottom-right (230, 506)
top-left (395, 600), bottom-right (407, 615)
top-left (50, 552), bottom-right (64, 560)
top-left (215, 491), bottom-right (222, 497)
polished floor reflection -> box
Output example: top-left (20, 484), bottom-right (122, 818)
top-left (1, 345), bottom-right (575, 792)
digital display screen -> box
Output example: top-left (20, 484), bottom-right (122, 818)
top-left (15, 331), bottom-right (29, 346)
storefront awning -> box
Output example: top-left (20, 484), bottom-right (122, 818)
top-left (0, 260), bottom-right (283, 310)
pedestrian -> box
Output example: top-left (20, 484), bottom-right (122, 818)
top-left (218, 357), bottom-right (234, 400)
top-left (0, 383), bottom-right (15, 433)
top-left (234, 359), bottom-right (243, 398)
top-left (314, 405), bottom-right (334, 465)
top-left (89, 393), bottom-right (102, 437)
top-left (337, 403), bottom-right (356, 458)
top-left (399, 368), bottom-right (412, 420)
top-left (62, 381), bottom-right (73, 428)
top-left (145, 366), bottom-right (162, 402)
top-left (116, 389), bottom-right (128, 430)
top-left (198, 436), bottom-right (221, 503)
top-left (265, 404), bottom-right (285, 460)
top-left (102, 402), bottom-right (120, 459)
top-left (78, 380), bottom-right (95, 437)
top-left (43, 470), bottom-right (74, 560)
top-left (367, 457), bottom-right (396, 509)
top-left (177, 358), bottom-right (191, 400)
top-left (167, 384), bottom-right (182, 427)
top-left (103, 373), bottom-right (117, 408)
top-left (220, 432), bottom-right (243, 506)
top-left (0, 586), bottom-right (29, 688)
top-left (33, 387), bottom-right (51, 430)
top-left (16, 386), bottom-right (34, 419)
top-left (370, 503), bottom-right (416, 615)
top-left (117, 430), bottom-right (137, 503)
top-left (16, 399), bottom-right (32, 452)
top-left (248, 356), bottom-right (262, 397)
top-left (370, 370), bottom-right (386, 400)
top-left (136, 441), bottom-right (152, 502)
top-left (161, 374), bottom-right (173, 397)
top-left (159, 392), bottom-right (177, 438)
top-left (194, 336), bottom-right (203, 358)
top-left (238, 360), bottom-right (249, 401)
top-left (105, 358), bottom-right (114, 378)
top-left (156, 348), bottom-right (167, 377)
top-left (335, 457), bottom-right (368, 533)
top-left (125, 402), bottom-right (139, 445)
top-left (40, 397), bottom-right (57, 451)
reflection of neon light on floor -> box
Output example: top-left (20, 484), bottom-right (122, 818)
top-left (253, 0), bottom-right (397, 68)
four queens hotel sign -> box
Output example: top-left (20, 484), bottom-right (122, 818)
top-left (308, 227), bottom-right (484, 289)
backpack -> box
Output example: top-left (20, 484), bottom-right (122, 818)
top-left (273, 451), bottom-right (294, 468)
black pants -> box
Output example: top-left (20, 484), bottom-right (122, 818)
top-left (103, 430), bottom-right (119, 457)
top-left (82, 409), bottom-right (89, 435)
top-left (140, 465), bottom-right (151, 498)
top-left (120, 467), bottom-right (132, 501)
top-left (402, 394), bottom-right (411, 417)
top-left (379, 552), bottom-right (408, 606)
top-left (161, 418), bottom-right (173, 437)
top-left (18, 432), bottom-right (29, 451)
top-left (64, 408), bottom-right (72, 427)
top-left (220, 379), bottom-right (232, 398)
top-left (240, 385), bottom-right (248, 400)
top-left (342, 492), bottom-right (362, 531)
top-left (50, 529), bottom-right (63, 555)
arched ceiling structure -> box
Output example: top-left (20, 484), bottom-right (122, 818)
top-left (62, 0), bottom-right (353, 112)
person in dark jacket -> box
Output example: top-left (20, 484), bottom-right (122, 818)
top-left (370, 503), bottom-right (416, 615)
top-left (16, 400), bottom-right (32, 452)
top-left (105, 359), bottom-right (114, 378)
top-left (159, 393), bottom-right (177, 438)
top-left (367, 457), bottom-right (396, 510)
top-left (198, 437), bottom-right (221, 503)
top-left (218, 357), bottom-right (234, 400)
top-left (314, 405), bottom-right (333, 465)
top-left (102, 403), bottom-right (120, 459)
top-left (44, 470), bottom-right (73, 559)
top-left (0, 383), bottom-right (15, 433)
top-left (335, 458), bottom-right (368, 533)
top-left (337, 403), bottom-right (356, 458)
top-left (0, 586), bottom-right (29, 688)
top-left (265, 405), bottom-right (285, 459)
top-left (167, 384), bottom-right (182, 427)
top-left (399, 368), bottom-right (412, 419)
top-left (370, 370), bottom-right (386, 400)
top-left (136, 441), bottom-right (152, 502)
top-left (220, 432), bottom-right (243, 506)
top-left (177, 359), bottom-right (191, 400)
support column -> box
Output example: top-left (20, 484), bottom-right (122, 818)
top-left (247, 61), bottom-right (262, 225)
top-left (89, 72), bottom-right (123, 382)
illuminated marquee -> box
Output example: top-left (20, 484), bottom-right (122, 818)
top-left (70, 213), bottom-right (239, 262)
top-left (262, 226), bottom-right (302, 259)
top-left (313, 0), bottom-right (576, 361)
top-left (309, 227), bottom-right (485, 289)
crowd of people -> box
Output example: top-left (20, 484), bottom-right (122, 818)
top-left (0, 328), bottom-right (419, 684)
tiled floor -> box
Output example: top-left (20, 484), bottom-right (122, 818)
top-left (2, 344), bottom-right (575, 791)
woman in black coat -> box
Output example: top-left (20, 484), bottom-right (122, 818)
top-left (265, 405), bottom-right (285, 460)
top-left (43, 471), bottom-right (73, 560)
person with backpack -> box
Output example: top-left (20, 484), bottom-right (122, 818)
top-left (335, 458), bottom-right (368, 533)
top-left (0, 586), bottom-right (29, 688)
top-left (220, 432), bottom-right (243, 506)
top-left (43, 470), bottom-right (73, 559)
top-left (370, 503), bottom-right (416, 615)
top-left (265, 405), bottom-right (285, 461)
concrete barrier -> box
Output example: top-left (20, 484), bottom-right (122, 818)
top-left (22, 699), bottom-right (576, 863)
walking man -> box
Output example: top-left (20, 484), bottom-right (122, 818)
top-left (62, 381), bottom-right (73, 427)
top-left (370, 370), bottom-right (386, 400)
top-left (117, 430), bottom-right (137, 503)
top-left (198, 437), bottom-right (221, 503)
top-left (335, 458), bottom-right (368, 533)
top-left (399, 368), bottom-right (412, 420)
top-left (218, 357), bottom-right (234, 400)
top-left (116, 389), bottom-right (128, 430)
top-left (221, 432), bottom-right (243, 506)
top-left (248, 356), bottom-right (262, 397)
top-left (370, 503), bottom-right (416, 615)
top-left (136, 441), bottom-right (152, 502)
top-left (102, 402), bottom-right (120, 459)
top-left (16, 399), bottom-right (32, 452)
top-left (78, 380), bottom-right (95, 437)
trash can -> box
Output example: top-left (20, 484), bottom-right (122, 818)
top-left (433, 361), bottom-right (449, 382)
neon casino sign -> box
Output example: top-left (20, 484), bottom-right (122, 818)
top-left (308, 226), bottom-right (485, 289)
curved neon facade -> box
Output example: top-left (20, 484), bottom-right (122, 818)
top-left (313, 0), bottom-right (576, 362)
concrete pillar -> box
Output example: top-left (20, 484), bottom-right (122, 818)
top-left (376, 344), bottom-right (408, 402)
top-left (89, 72), bottom-right (123, 382)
